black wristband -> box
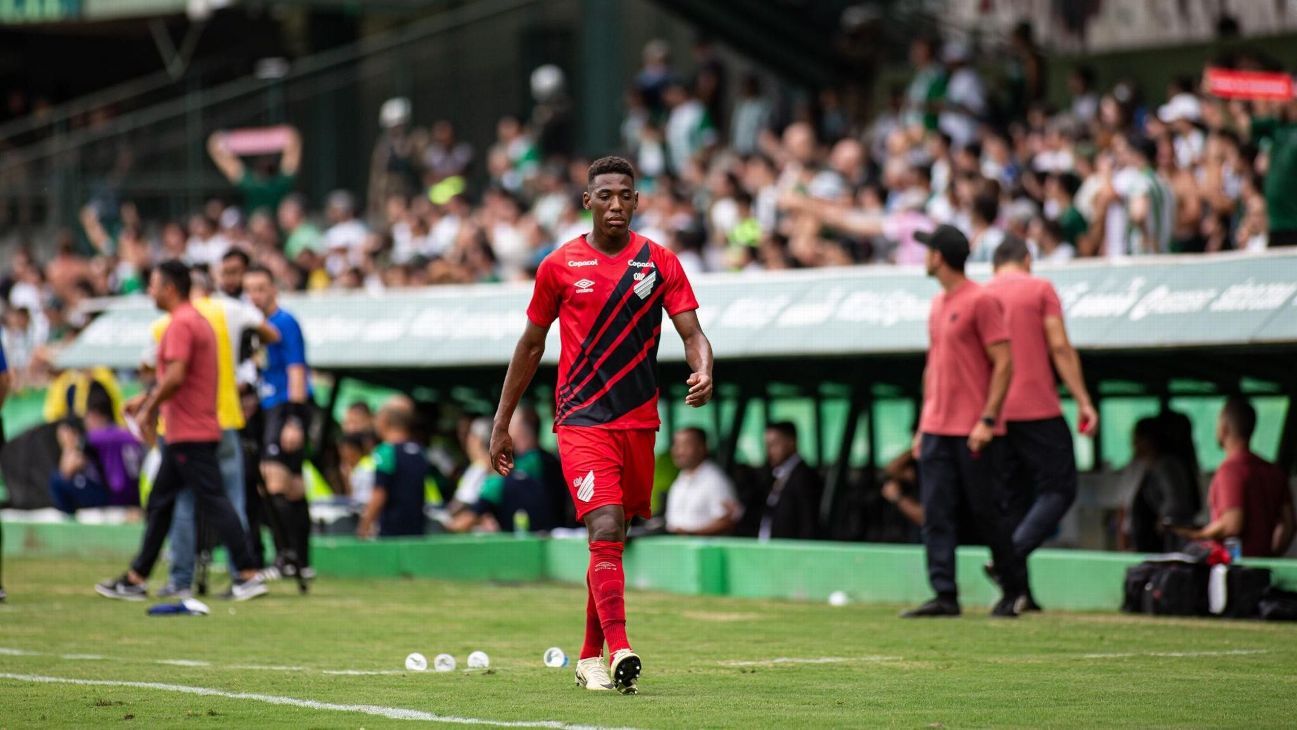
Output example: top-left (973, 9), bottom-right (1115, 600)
top-left (980, 415), bottom-right (996, 428)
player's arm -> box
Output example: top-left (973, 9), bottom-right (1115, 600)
top-left (491, 321), bottom-right (549, 475)
top-left (280, 126), bottom-right (302, 177)
top-left (1190, 507), bottom-right (1243, 542)
top-left (206, 131), bottom-right (246, 183)
top-left (1043, 315), bottom-right (1098, 433)
top-left (357, 486), bottom-right (387, 539)
top-left (286, 365), bottom-right (308, 403)
top-left (969, 340), bottom-right (1012, 453)
top-left (256, 321), bottom-right (281, 344)
top-left (671, 310), bottom-right (713, 408)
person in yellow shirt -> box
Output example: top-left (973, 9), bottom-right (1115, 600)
top-left (143, 266), bottom-right (280, 598)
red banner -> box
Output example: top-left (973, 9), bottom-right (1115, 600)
top-left (1205, 67), bottom-right (1294, 101)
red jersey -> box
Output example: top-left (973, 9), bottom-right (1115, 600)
top-left (1209, 449), bottom-right (1292, 557)
top-left (527, 231), bottom-right (699, 430)
top-left (919, 279), bottom-right (1010, 437)
top-left (985, 272), bottom-right (1065, 422)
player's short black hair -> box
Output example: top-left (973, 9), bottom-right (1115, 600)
top-left (677, 426), bottom-right (709, 449)
top-left (156, 259), bottom-right (192, 298)
top-left (767, 421), bottom-right (798, 442)
top-left (587, 156), bottom-right (636, 187)
top-left (222, 247), bottom-right (251, 267)
top-left (993, 235), bottom-right (1032, 268)
top-left (1221, 397), bottom-right (1257, 440)
top-left (245, 265), bottom-right (274, 281)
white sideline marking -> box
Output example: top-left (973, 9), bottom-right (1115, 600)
top-left (1078, 649), bottom-right (1268, 660)
top-left (60, 654), bottom-right (106, 661)
top-left (0, 648), bottom-right (39, 656)
top-left (0, 673), bottom-right (637, 729)
top-left (719, 656), bottom-right (901, 666)
top-left (228, 663), bottom-right (307, 672)
top-left (157, 659), bottom-right (211, 667)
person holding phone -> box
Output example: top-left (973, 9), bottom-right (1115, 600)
top-left (983, 235), bottom-right (1098, 612)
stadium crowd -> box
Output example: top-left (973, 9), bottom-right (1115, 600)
top-left (3, 28), bottom-right (1296, 392)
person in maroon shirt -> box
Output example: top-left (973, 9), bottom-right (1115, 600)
top-left (985, 236), bottom-right (1098, 611)
top-left (1182, 398), bottom-right (1295, 557)
top-left (95, 261), bottom-right (267, 602)
top-left (491, 156), bottom-right (713, 694)
top-left (903, 224), bottom-right (1026, 619)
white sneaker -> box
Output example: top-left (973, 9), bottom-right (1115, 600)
top-left (231, 577), bottom-right (268, 602)
top-left (609, 649), bottom-right (641, 695)
top-left (574, 657), bottom-right (615, 691)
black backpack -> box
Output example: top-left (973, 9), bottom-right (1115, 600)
top-left (1122, 561), bottom-right (1208, 616)
top-left (1223, 566), bottom-right (1272, 619)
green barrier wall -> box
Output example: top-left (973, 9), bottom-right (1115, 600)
top-left (7, 522), bottom-right (1296, 612)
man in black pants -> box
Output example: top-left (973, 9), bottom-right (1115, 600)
top-left (903, 225), bottom-right (1025, 619)
top-left (985, 237), bottom-right (1097, 611)
top-left (95, 261), bottom-right (267, 602)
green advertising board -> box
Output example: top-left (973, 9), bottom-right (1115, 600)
top-left (58, 251), bottom-right (1297, 373)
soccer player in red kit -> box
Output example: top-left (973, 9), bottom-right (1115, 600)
top-left (491, 156), bottom-right (713, 694)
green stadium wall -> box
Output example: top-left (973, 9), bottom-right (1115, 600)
top-left (6, 522), bottom-right (1296, 612)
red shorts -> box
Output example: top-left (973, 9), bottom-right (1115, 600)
top-left (556, 426), bottom-right (656, 522)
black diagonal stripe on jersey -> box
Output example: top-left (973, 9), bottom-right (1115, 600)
top-left (561, 340), bottom-right (661, 426)
top-left (558, 241), bottom-right (653, 403)
top-left (557, 286), bottom-right (666, 424)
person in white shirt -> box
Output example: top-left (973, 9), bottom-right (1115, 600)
top-left (937, 41), bottom-right (986, 149)
top-left (323, 190), bottom-right (369, 275)
top-left (664, 428), bottom-right (741, 536)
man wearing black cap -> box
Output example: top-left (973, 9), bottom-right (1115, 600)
top-left (903, 224), bottom-right (1026, 618)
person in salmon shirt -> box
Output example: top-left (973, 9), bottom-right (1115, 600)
top-left (984, 235), bottom-right (1098, 612)
top-left (903, 224), bottom-right (1026, 619)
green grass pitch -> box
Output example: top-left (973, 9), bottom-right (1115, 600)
top-left (1, 557), bottom-right (1294, 728)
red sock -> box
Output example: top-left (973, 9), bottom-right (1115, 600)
top-left (588, 541), bottom-right (629, 654)
top-left (580, 574), bottom-right (605, 660)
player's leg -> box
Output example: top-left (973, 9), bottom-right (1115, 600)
top-left (556, 426), bottom-right (623, 692)
top-left (181, 441), bottom-right (265, 600)
top-left (262, 405), bottom-right (307, 577)
top-left (903, 434), bottom-right (963, 617)
top-left (1007, 417), bottom-right (1078, 611)
top-left (957, 437), bottom-right (1024, 617)
top-left (97, 443), bottom-right (182, 599)
top-left (162, 487), bottom-right (197, 596)
top-left (602, 429), bottom-right (656, 693)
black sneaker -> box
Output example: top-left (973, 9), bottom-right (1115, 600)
top-left (990, 595), bottom-right (1021, 618)
top-left (1015, 591), bottom-right (1043, 613)
top-left (95, 574), bottom-right (148, 601)
top-left (901, 597), bottom-right (961, 618)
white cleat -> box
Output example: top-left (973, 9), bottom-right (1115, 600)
top-left (609, 649), bottom-right (641, 695)
top-left (574, 657), bottom-right (616, 691)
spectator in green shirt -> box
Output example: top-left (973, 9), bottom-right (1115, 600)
top-left (277, 194), bottom-right (324, 261)
top-left (1251, 100), bottom-right (1297, 247)
top-left (207, 126), bottom-right (302, 216)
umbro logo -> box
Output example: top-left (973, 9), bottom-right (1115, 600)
top-left (574, 470), bottom-right (595, 502)
top-left (574, 278), bottom-right (594, 294)
top-left (633, 271), bottom-right (657, 300)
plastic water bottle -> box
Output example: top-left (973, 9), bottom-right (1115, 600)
top-left (1224, 537), bottom-right (1242, 563)
top-left (1208, 564), bottom-right (1228, 615)
top-left (513, 510), bottom-right (530, 536)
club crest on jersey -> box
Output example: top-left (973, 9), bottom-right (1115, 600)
top-left (574, 278), bottom-right (595, 294)
top-left (574, 471), bottom-right (595, 502)
top-left (633, 271), bottom-right (657, 300)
